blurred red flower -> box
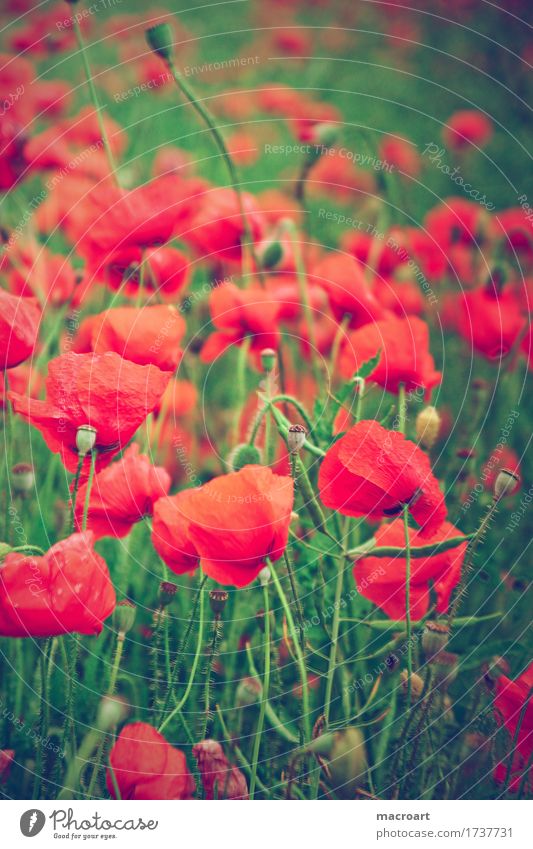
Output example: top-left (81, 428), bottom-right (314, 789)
top-left (339, 315), bottom-right (441, 399)
top-left (9, 351), bottom-right (170, 473)
top-left (0, 290), bottom-right (40, 369)
top-left (74, 305), bottom-right (186, 372)
top-left (74, 444), bottom-right (171, 539)
top-left (107, 722), bottom-right (195, 800)
top-left (493, 662), bottom-right (533, 792)
top-left (193, 739), bottom-right (249, 799)
top-left (0, 532), bottom-right (115, 637)
top-left (353, 519), bottom-right (466, 620)
top-left (152, 465), bottom-right (294, 587)
top-left (318, 420), bottom-right (447, 534)
top-left (443, 110), bottom-right (493, 151)
top-left (456, 285), bottom-right (526, 361)
top-left (311, 253), bottom-right (385, 329)
top-left (184, 187), bottom-right (264, 263)
top-left (200, 281), bottom-right (280, 363)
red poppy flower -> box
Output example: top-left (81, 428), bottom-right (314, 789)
top-left (456, 285), bottom-right (526, 361)
top-left (4, 244), bottom-right (77, 306)
top-left (90, 245), bottom-right (192, 301)
top-left (0, 749), bottom-right (14, 784)
top-left (340, 230), bottom-right (406, 278)
top-left (424, 198), bottom-right (489, 249)
top-left (75, 305), bottom-right (186, 372)
top-left (74, 444), bottom-right (171, 539)
top-left (107, 722), bottom-right (195, 800)
top-left (0, 532), bottom-right (115, 637)
top-left (339, 315), bottom-right (441, 399)
top-left (152, 465), bottom-right (294, 587)
top-left (311, 253), bottom-right (385, 329)
top-left (184, 188), bottom-right (264, 263)
top-left (318, 420), bottom-right (447, 535)
top-left (192, 740), bottom-right (249, 799)
top-left (374, 278), bottom-right (425, 316)
top-left (494, 662), bottom-right (533, 757)
top-left (0, 290), bottom-right (41, 369)
top-left (353, 519), bottom-right (466, 620)
top-left (9, 351), bottom-right (170, 473)
top-left (379, 136), bottom-right (421, 177)
top-left (307, 151), bottom-right (375, 202)
top-left (200, 281), bottom-right (280, 363)
top-left (443, 110), bottom-right (493, 151)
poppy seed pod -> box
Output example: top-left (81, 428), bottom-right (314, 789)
top-left (159, 581), bottom-right (178, 607)
top-left (258, 565), bottom-right (271, 586)
top-left (11, 463), bottom-right (34, 494)
top-left (260, 348), bottom-right (277, 373)
top-left (416, 406), bottom-right (441, 449)
top-left (307, 727), bottom-right (367, 798)
top-left (76, 424), bottom-right (97, 457)
top-left (422, 621), bottom-right (449, 658)
top-left (113, 600), bottom-right (136, 634)
top-left (259, 240), bottom-right (283, 270)
top-left (145, 23), bottom-right (174, 63)
top-left (494, 468), bottom-right (520, 500)
top-left (209, 590), bottom-right (229, 616)
top-left (235, 675), bottom-right (262, 707)
top-left (400, 670), bottom-right (425, 700)
top-left (287, 423), bottom-right (306, 454)
top-left (226, 443), bottom-right (262, 472)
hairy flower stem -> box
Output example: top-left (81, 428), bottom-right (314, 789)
top-left (199, 614), bottom-right (223, 741)
top-left (86, 631), bottom-right (126, 798)
top-left (249, 581), bottom-right (271, 798)
top-left (284, 219), bottom-right (321, 385)
top-left (164, 57), bottom-right (258, 279)
top-left (81, 449), bottom-right (97, 532)
top-left (232, 336), bottom-right (251, 445)
top-left (71, 15), bottom-right (119, 185)
top-left (32, 639), bottom-right (51, 799)
top-left (269, 560), bottom-right (311, 744)
top-left (158, 585), bottom-right (205, 734)
top-left (324, 554), bottom-right (348, 728)
top-left (69, 454), bottom-right (84, 533)
top-left (283, 549), bottom-right (305, 649)
top-left (403, 505), bottom-right (413, 705)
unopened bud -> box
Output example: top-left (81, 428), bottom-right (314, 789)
top-left (416, 406), bottom-right (441, 450)
top-left (287, 423), bottom-right (306, 454)
top-left (312, 122), bottom-right (339, 151)
top-left (159, 581), bottom-right (178, 607)
top-left (113, 600), bottom-right (136, 634)
top-left (76, 424), bottom-right (96, 456)
top-left (145, 23), bottom-right (174, 63)
top-left (11, 463), bottom-right (34, 494)
top-left (209, 589), bottom-right (228, 616)
top-left (307, 727), bottom-right (367, 799)
top-left (260, 348), bottom-right (277, 373)
top-left (494, 468), bottom-right (520, 500)
top-left (235, 675), bottom-right (262, 707)
top-left (226, 443), bottom-right (261, 472)
top-left (96, 695), bottom-right (128, 732)
top-left (422, 621), bottom-right (449, 659)
top-left (259, 240), bottom-right (283, 270)
top-left (258, 566), bottom-right (271, 587)
top-left (400, 670), bottom-right (424, 700)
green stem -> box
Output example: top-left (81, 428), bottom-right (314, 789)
top-left (403, 505), bottom-right (413, 706)
top-left (71, 15), bottom-right (119, 184)
top-left (32, 639), bottom-right (51, 799)
top-left (86, 632), bottom-right (125, 798)
top-left (284, 220), bottom-right (321, 385)
top-left (158, 585), bottom-right (205, 734)
top-left (249, 581), bottom-right (271, 798)
top-left (269, 560), bottom-right (311, 744)
top-left (81, 448), bottom-right (97, 532)
top-left (70, 454), bottom-right (84, 533)
top-left (324, 555), bottom-right (347, 728)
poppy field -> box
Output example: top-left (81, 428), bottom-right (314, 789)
top-left (0, 0), bottom-right (532, 806)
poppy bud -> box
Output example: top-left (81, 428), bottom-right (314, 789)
top-left (76, 424), bottom-right (97, 456)
top-left (494, 468), bottom-right (520, 500)
top-left (307, 727), bottom-right (367, 798)
top-left (209, 589), bottom-right (229, 616)
top-left (416, 406), bottom-right (441, 450)
top-left (113, 600), bottom-right (136, 635)
top-left (432, 650), bottom-right (459, 689)
top-left (258, 240), bottom-right (283, 270)
top-left (258, 565), bottom-right (271, 586)
top-left (260, 348), bottom-right (277, 373)
top-left (422, 621), bottom-right (449, 659)
top-left (159, 581), bottom-right (178, 607)
top-left (145, 23), bottom-right (174, 63)
top-left (235, 675), bottom-right (262, 707)
top-left (226, 443), bottom-right (262, 472)
top-left (287, 423), bottom-right (306, 454)
top-left (400, 670), bottom-right (425, 700)
top-left (10, 463), bottom-right (34, 495)
top-left (96, 695), bottom-right (128, 732)
top-left (311, 122), bottom-right (340, 152)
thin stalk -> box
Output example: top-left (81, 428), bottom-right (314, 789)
top-left (69, 454), bottom-right (84, 533)
top-left (403, 505), bottom-right (413, 706)
top-left (81, 448), bottom-right (97, 532)
top-left (284, 220), bottom-right (320, 385)
top-left (249, 581), bottom-right (271, 798)
top-left (323, 555), bottom-right (347, 727)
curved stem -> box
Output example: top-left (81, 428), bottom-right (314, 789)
top-left (249, 581), bottom-right (271, 798)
